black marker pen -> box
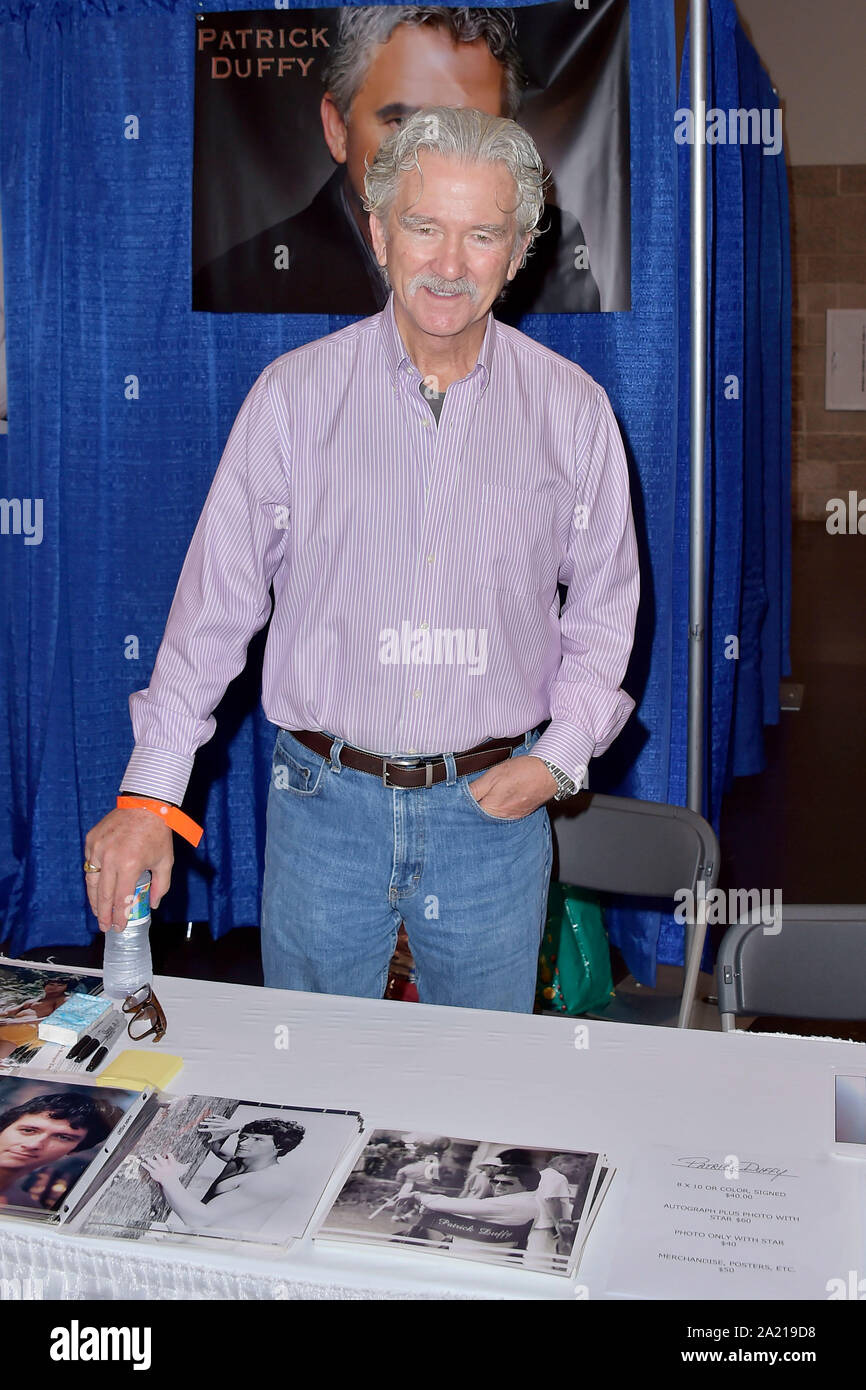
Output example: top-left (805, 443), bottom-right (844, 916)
top-left (84, 1013), bottom-right (127, 1074)
top-left (66, 1035), bottom-right (92, 1061)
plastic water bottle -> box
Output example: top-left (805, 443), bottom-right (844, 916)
top-left (102, 871), bottom-right (153, 1001)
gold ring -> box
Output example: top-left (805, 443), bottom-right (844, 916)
top-left (83, 860), bottom-right (102, 873)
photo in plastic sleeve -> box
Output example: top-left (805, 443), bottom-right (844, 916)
top-left (0, 1076), bottom-right (141, 1219)
top-left (0, 962), bottom-right (103, 1065)
top-left (78, 1095), bottom-right (362, 1246)
top-left (318, 1130), bottom-right (602, 1274)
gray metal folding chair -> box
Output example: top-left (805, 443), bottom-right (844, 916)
top-left (549, 792), bottom-right (720, 1027)
top-left (716, 905), bottom-right (866, 1032)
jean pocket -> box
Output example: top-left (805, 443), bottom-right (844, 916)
top-left (460, 772), bottom-right (537, 824)
top-left (272, 731), bottom-right (327, 796)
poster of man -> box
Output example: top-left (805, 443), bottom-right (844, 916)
top-left (192, 1), bottom-right (630, 317)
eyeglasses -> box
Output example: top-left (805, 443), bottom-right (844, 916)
top-left (122, 983), bottom-right (167, 1042)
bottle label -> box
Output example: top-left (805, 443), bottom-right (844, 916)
top-left (128, 872), bottom-right (152, 924)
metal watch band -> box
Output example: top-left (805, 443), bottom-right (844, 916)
top-left (539, 758), bottom-right (577, 801)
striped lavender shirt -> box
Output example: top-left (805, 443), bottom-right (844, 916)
top-left (122, 293), bottom-right (639, 805)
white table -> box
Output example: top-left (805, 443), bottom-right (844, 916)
top-left (1, 974), bottom-right (863, 1300)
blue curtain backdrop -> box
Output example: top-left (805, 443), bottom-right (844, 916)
top-left (654, 0), bottom-right (791, 972)
top-left (0, 0), bottom-right (789, 981)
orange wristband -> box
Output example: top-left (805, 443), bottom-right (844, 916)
top-left (116, 796), bottom-right (204, 848)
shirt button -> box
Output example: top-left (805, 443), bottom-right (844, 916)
top-left (413, 690), bottom-right (422, 699)
top-left (419, 621), bottom-right (429, 630)
top-left (408, 748), bottom-right (418, 755)
top-left (426, 555), bottom-right (434, 564)
top-left (421, 419), bottom-right (430, 428)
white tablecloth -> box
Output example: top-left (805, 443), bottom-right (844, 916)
top-left (1, 974), bottom-right (862, 1300)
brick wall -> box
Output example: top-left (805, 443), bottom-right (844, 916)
top-left (789, 166), bottom-right (866, 521)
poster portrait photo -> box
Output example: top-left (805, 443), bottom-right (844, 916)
top-left (192, 0), bottom-right (631, 317)
top-left (0, 1078), bottom-right (136, 1216)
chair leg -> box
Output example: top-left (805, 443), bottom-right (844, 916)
top-left (677, 916), bottom-right (710, 1027)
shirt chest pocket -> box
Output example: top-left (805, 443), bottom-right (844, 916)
top-left (472, 483), bottom-right (558, 596)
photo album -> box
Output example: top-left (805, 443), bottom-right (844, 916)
top-left (0, 1074), bottom-right (362, 1251)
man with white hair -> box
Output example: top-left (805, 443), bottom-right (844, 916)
top-left (193, 6), bottom-right (600, 316)
top-left (86, 106), bottom-right (639, 1014)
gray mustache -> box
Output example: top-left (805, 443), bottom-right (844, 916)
top-left (408, 273), bottom-right (478, 301)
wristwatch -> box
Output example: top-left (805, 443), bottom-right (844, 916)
top-left (539, 759), bottom-right (579, 802)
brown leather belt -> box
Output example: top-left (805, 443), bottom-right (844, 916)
top-left (288, 729), bottom-right (527, 789)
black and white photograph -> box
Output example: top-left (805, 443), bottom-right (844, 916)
top-left (317, 1129), bottom-right (601, 1275)
top-left (79, 1094), bottom-right (362, 1247)
top-left (0, 1077), bottom-right (140, 1221)
top-left (0, 962), bottom-right (103, 1064)
top-left (192, 0), bottom-right (631, 316)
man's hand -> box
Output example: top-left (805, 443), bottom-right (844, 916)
top-left (140, 1151), bottom-right (187, 1187)
top-left (197, 1118), bottom-right (237, 1148)
top-left (555, 1219), bottom-right (579, 1253)
top-left (84, 808), bottom-right (174, 934)
top-left (466, 755), bottom-right (557, 820)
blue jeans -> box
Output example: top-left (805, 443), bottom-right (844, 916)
top-left (260, 728), bottom-right (552, 1013)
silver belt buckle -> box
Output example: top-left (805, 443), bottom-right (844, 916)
top-left (382, 755), bottom-right (434, 788)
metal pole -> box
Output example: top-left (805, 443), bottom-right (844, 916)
top-left (679, 0), bottom-right (709, 1028)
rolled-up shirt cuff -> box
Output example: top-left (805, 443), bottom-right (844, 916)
top-left (119, 746), bottom-right (195, 809)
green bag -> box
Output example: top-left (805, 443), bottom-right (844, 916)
top-left (536, 881), bottom-right (614, 1016)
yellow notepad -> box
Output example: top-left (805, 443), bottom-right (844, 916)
top-left (94, 1050), bottom-right (184, 1090)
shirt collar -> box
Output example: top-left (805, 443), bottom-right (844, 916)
top-left (379, 291), bottom-right (496, 396)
